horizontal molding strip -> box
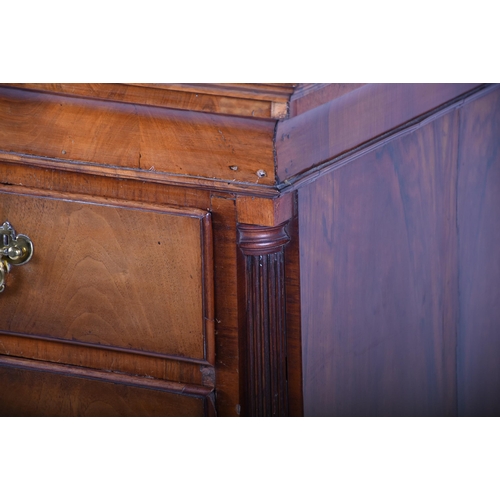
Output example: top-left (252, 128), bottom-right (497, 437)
top-left (0, 354), bottom-right (213, 397)
top-left (1, 83), bottom-right (294, 119)
top-left (0, 330), bottom-right (213, 367)
top-left (0, 151), bottom-right (280, 198)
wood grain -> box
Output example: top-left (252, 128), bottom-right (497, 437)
top-left (236, 192), bottom-right (293, 227)
top-left (0, 160), bottom-right (214, 211)
top-left (289, 83), bottom-right (366, 117)
top-left (277, 83), bottom-right (482, 182)
top-left (128, 83), bottom-right (296, 101)
top-left (129, 83), bottom-right (295, 104)
top-left (1, 83), bottom-right (294, 120)
top-left (0, 330), bottom-right (211, 386)
top-left (0, 151), bottom-right (280, 198)
top-left (284, 213), bottom-right (303, 416)
top-left (3, 82), bottom-right (494, 417)
top-left (0, 356), bottom-right (210, 416)
top-left (0, 188), bottom-right (212, 360)
top-left (299, 109), bottom-right (460, 416)
top-left (210, 195), bottom-right (241, 416)
top-left (0, 87), bottom-right (276, 186)
top-left (457, 86), bottom-right (500, 416)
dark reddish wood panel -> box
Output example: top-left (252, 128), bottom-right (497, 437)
top-left (289, 83), bottom-right (366, 118)
top-left (298, 110), bottom-right (459, 416)
top-left (284, 213), bottom-right (304, 416)
top-left (457, 86), bottom-right (500, 416)
top-left (277, 83), bottom-right (481, 182)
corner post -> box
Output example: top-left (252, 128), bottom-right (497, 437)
top-left (238, 222), bottom-right (290, 416)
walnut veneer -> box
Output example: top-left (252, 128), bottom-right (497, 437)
top-left (1, 83), bottom-right (498, 416)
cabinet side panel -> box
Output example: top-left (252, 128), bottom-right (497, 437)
top-left (299, 111), bottom-right (459, 416)
top-left (457, 86), bottom-right (500, 416)
top-left (278, 83), bottom-right (481, 181)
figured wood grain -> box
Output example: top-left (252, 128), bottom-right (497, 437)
top-left (0, 87), bottom-right (276, 186)
top-left (299, 109), bottom-right (459, 416)
top-left (457, 86), bottom-right (500, 416)
top-left (277, 83), bottom-right (482, 182)
top-left (0, 356), bottom-right (210, 416)
top-left (0, 188), bottom-right (213, 361)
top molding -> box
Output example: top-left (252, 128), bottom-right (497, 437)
top-left (0, 83), bottom-right (489, 197)
top-left (1, 83), bottom-right (368, 121)
top-left (1, 83), bottom-right (297, 120)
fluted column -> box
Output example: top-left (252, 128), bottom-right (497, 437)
top-left (238, 222), bottom-right (290, 416)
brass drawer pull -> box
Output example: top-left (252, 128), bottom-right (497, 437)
top-left (0, 221), bottom-right (34, 293)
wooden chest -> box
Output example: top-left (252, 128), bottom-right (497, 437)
top-left (1, 83), bottom-right (499, 416)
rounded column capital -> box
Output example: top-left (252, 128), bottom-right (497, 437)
top-left (237, 222), bottom-right (290, 256)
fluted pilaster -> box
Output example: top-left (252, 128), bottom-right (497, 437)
top-left (238, 222), bottom-right (290, 416)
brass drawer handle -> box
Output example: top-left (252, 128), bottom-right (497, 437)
top-left (0, 221), bottom-right (34, 293)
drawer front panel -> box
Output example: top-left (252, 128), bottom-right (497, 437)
top-left (0, 357), bottom-right (210, 416)
top-left (0, 189), bottom-right (213, 362)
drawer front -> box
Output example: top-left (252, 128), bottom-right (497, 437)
top-left (0, 188), bottom-right (214, 363)
top-left (0, 356), bottom-right (212, 417)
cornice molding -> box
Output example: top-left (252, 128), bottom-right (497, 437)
top-left (0, 83), bottom-right (296, 120)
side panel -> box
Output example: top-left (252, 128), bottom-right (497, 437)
top-left (277, 83), bottom-right (481, 181)
top-left (457, 86), bottom-right (500, 416)
top-left (299, 110), bottom-right (459, 416)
